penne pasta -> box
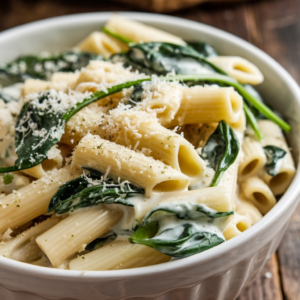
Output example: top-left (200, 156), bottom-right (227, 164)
top-left (223, 212), bottom-right (252, 240)
top-left (167, 86), bottom-right (243, 127)
top-left (72, 134), bottom-right (190, 197)
top-left (236, 196), bottom-right (263, 225)
top-left (0, 167), bottom-right (80, 233)
top-left (241, 176), bottom-right (276, 214)
top-left (69, 239), bottom-right (171, 271)
top-left (105, 14), bottom-right (186, 45)
top-left (238, 136), bottom-right (266, 180)
top-left (208, 56), bottom-right (264, 85)
top-left (36, 205), bottom-right (122, 267)
top-left (258, 120), bottom-right (296, 195)
top-left (0, 216), bottom-right (61, 262)
top-left (77, 32), bottom-right (128, 58)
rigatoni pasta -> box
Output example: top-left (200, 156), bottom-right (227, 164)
top-left (0, 15), bottom-right (295, 271)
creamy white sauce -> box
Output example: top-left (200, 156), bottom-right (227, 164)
top-left (189, 167), bottom-right (215, 190)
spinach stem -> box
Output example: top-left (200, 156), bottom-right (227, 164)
top-left (0, 166), bottom-right (19, 173)
top-left (102, 27), bottom-right (132, 45)
top-left (63, 78), bottom-right (152, 121)
top-left (243, 102), bottom-right (263, 140)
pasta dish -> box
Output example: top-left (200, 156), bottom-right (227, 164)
top-left (0, 15), bottom-right (295, 271)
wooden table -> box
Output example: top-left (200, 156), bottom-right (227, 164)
top-left (0, 0), bottom-right (299, 299)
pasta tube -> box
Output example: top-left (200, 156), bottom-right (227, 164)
top-left (105, 15), bottom-right (186, 45)
top-left (258, 120), bottom-right (296, 195)
top-left (98, 111), bottom-right (205, 184)
top-left (167, 86), bottom-right (243, 127)
top-left (36, 205), bottom-right (122, 267)
top-left (229, 109), bottom-right (246, 132)
top-left (77, 32), bottom-right (128, 58)
top-left (22, 79), bottom-right (69, 97)
top-left (69, 239), bottom-right (170, 271)
top-left (21, 145), bottom-right (64, 179)
top-left (72, 135), bottom-right (190, 197)
top-left (0, 166), bottom-right (80, 233)
top-left (208, 56), bottom-right (264, 85)
top-left (135, 81), bottom-right (183, 126)
top-left (236, 196), bottom-right (263, 225)
top-left (218, 161), bottom-right (239, 210)
top-left (0, 216), bottom-right (61, 262)
top-left (238, 136), bottom-right (266, 180)
top-left (223, 212), bottom-right (252, 240)
top-left (241, 176), bottom-right (276, 214)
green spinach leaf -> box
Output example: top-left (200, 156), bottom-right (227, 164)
top-left (0, 51), bottom-right (102, 87)
top-left (263, 145), bottom-right (286, 176)
top-left (112, 42), bottom-right (226, 75)
top-left (10, 92), bottom-right (66, 172)
top-left (129, 202), bottom-right (233, 258)
top-left (200, 120), bottom-right (239, 186)
top-left (48, 167), bottom-right (144, 214)
top-left (187, 41), bottom-right (218, 57)
top-left (129, 83), bottom-right (144, 104)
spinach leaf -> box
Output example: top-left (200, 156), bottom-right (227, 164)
top-left (129, 83), bottom-right (144, 104)
top-left (187, 41), bottom-right (218, 57)
top-left (48, 167), bottom-right (144, 214)
top-left (0, 51), bottom-right (102, 87)
top-left (263, 145), bottom-right (286, 176)
top-left (85, 232), bottom-right (117, 251)
top-left (0, 91), bottom-right (17, 103)
top-left (129, 202), bottom-right (233, 258)
top-left (112, 42), bottom-right (226, 76)
top-left (11, 92), bottom-right (66, 172)
top-left (200, 120), bottom-right (239, 186)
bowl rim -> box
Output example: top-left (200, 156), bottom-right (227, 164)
top-left (0, 11), bottom-right (300, 280)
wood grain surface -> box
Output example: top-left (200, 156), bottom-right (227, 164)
top-left (0, 0), bottom-right (299, 299)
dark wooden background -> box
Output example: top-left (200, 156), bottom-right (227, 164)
top-left (1, 0), bottom-right (299, 299)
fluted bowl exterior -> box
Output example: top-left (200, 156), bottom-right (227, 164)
top-left (0, 12), bottom-right (299, 300)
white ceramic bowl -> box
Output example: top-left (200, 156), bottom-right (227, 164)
top-left (0, 12), bottom-right (299, 300)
